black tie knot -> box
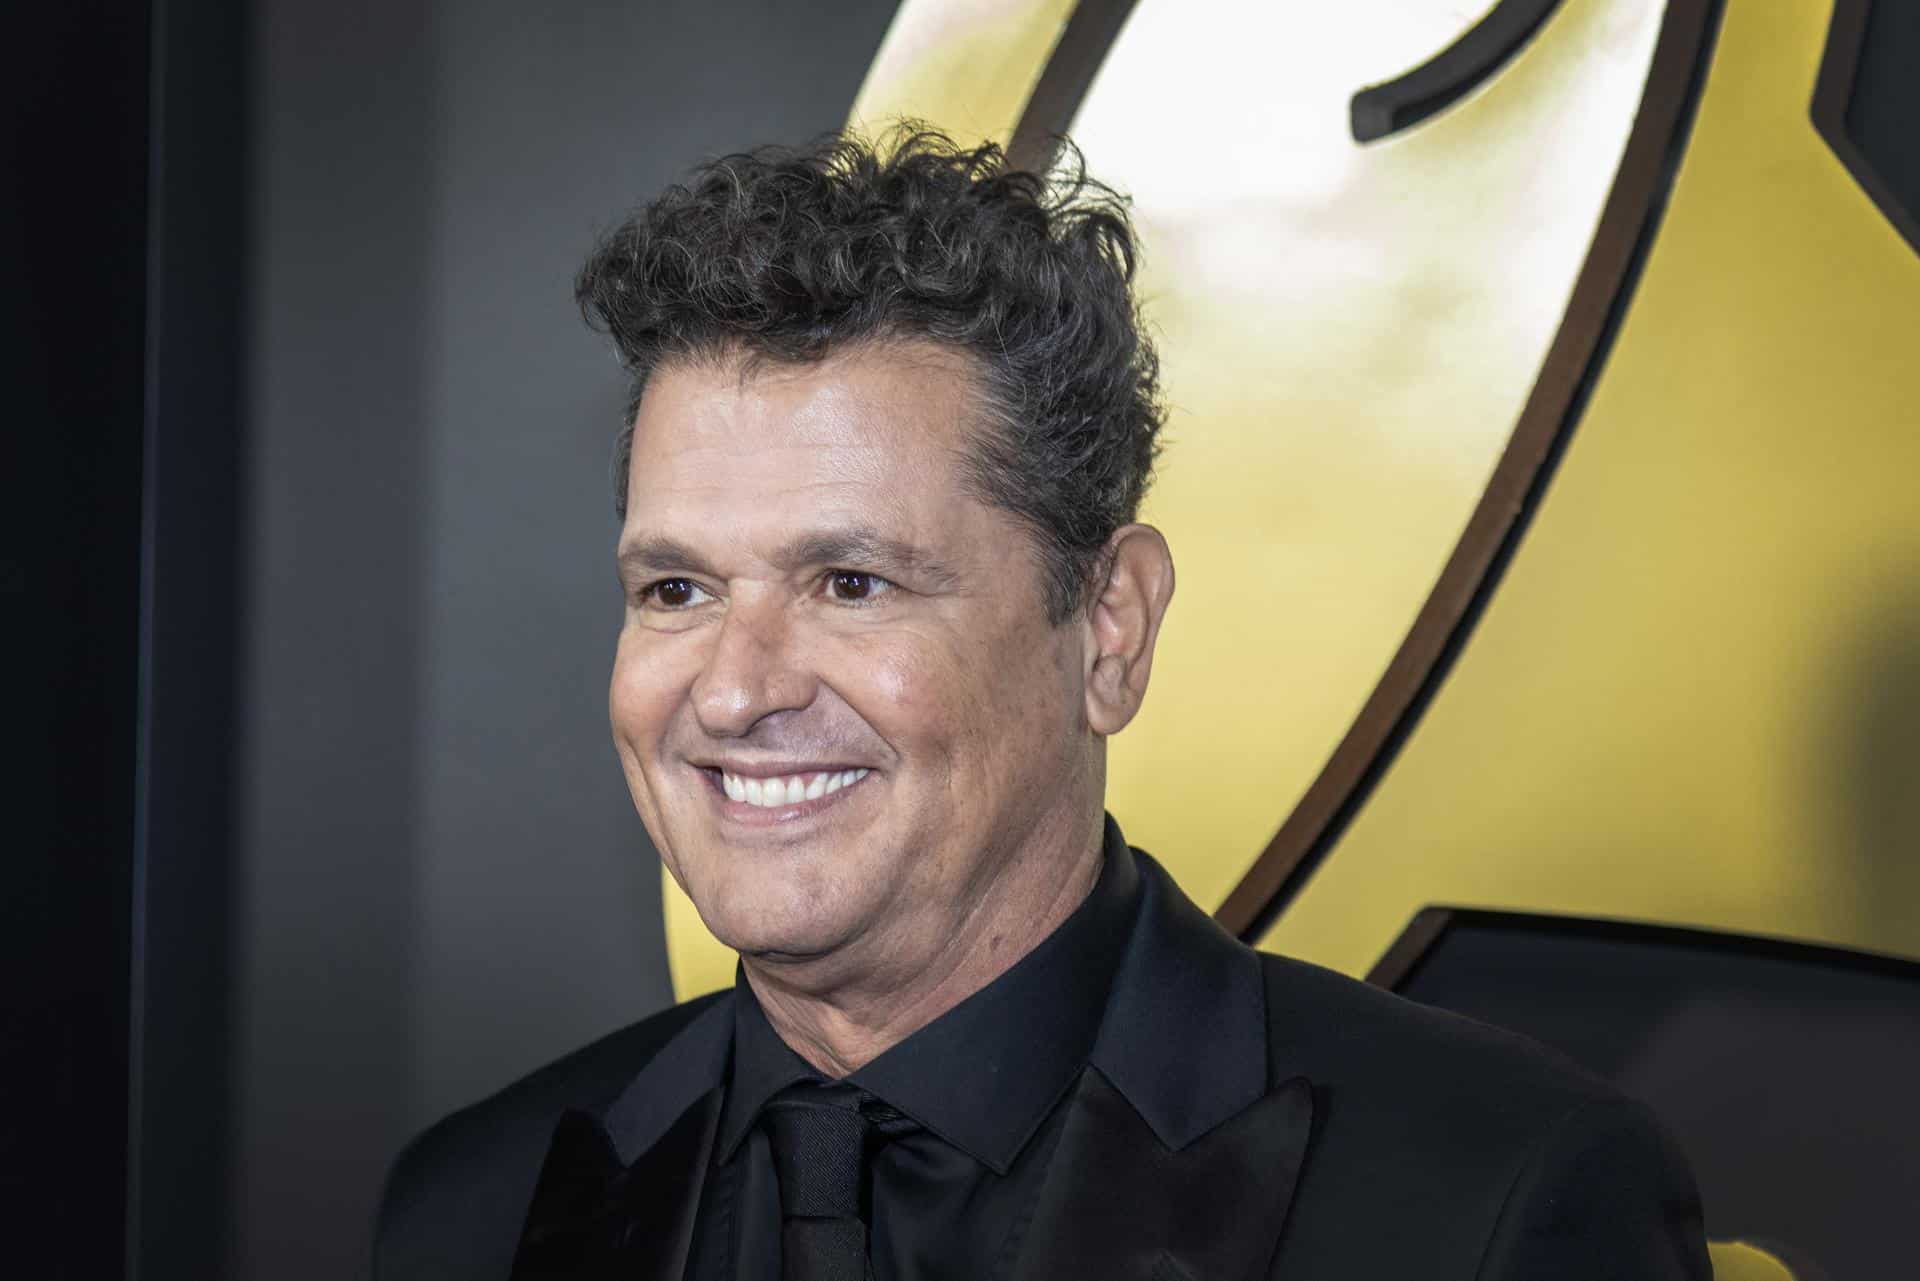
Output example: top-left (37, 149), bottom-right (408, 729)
top-left (763, 1082), bottom-right (873, 1220)
top-left (762, 1081), bottom-right (883, 1281)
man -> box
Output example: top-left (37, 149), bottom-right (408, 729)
top-left (376, 130), bottom-right (1708, 1280)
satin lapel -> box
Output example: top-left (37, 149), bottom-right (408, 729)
top-left (1009, 1069), bottom-right (1314, 1281)
top-left (509, 1085), bottom-right (722, 1281)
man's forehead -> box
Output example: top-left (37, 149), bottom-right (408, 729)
top-left (623, 345), bottom-right (997, 520)
top-left (617, 348), bottom-right (1024, 568)
top-left (621, 435), bottom-right (923, 529)
top-left (630, 340), bottom-right (987, 448)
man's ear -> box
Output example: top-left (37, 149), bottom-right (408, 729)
top-left (1083, 523), bottom-right (1176, 736)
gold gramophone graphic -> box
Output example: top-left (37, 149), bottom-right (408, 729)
top-left (663, 2), bottom-right (1920, 1273)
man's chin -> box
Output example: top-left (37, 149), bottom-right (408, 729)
top-left (733, 941), bottom-right (847, 968)
top-left (695, 899), bottom-right (865, 968)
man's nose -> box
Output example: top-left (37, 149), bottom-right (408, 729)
top-left (690, 593), bottom-right (818, 738)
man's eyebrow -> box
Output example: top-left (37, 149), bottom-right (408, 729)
top-left (615, 528), bottom-right (963, 588)
top-left (616, 535), bottom-right (714, 580)
top-left (779, 528), bottom-right (961, 588)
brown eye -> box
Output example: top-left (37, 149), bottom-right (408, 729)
top-left (828, 571), bottom-right (886, 602)
top-left (648, 578), bottom-right (702, 608)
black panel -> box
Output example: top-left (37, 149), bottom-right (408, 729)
top-left (1844, 0), bottom-right (1920, 249)
top-left (1816, 0), bottom-right (1920, 254)
top-left (128, 0), bottom-right (250, 1275)
top-left (1396, 915), bottom-right (1920, 1281)
top-left (2, 2), bottom-right (150, 1277)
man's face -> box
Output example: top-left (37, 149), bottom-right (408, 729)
top-left (611, 342), bottom-right (1100, 971)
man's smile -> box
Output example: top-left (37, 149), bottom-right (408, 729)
top-left (696, 763), bottom-right (875, 823)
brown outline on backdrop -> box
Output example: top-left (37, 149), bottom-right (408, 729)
top-left (1350, 0), bottom-right (1566, 143)
top-left (1006, 0), bottom-right (1728, 945)
top-left (1005, 0), bottom-right (1143, 174)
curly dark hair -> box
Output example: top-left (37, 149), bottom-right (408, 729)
top-left (575, 127), bottom-right (1164, 622)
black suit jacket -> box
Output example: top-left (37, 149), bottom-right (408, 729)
top-left (376, 846), bottom-right (1709, 1280)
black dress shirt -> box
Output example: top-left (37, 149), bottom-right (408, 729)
top-left (684, 829), bottom-right (1139, 1281)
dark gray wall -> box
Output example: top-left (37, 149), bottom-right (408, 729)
top-left (234, 2), bottom-right (898, 1276)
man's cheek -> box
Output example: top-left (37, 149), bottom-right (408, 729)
top-left (845, 643), bottom-right (950, 727)
top-left (610, 635), bottom-right (694, 730)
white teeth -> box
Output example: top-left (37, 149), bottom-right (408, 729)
top-left (720, 767), bottom-right (870, 808)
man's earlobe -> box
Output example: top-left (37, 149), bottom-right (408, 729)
top-left (1084, 524), bottom-right (1176, 736)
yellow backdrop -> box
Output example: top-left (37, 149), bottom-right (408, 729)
top-left (661, 0), bottom-right (1920, 1003)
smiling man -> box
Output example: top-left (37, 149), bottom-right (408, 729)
top-left (375, 131), bottom-right (1709, 1281)
top-left (610, 339), bottom-right (1136, 1078)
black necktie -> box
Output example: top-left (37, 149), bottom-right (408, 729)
top-left (762, 1082), bottom-right (875, 1281)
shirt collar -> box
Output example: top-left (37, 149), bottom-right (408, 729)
top-left (715, 976), bottom-right (819, 1162)
top-left (716, 817), bottom-right (1141, 1174)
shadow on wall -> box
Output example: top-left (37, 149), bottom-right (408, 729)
top-left (1833, 571), bottom-right (1920, 949)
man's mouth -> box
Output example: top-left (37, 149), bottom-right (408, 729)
top-left (715, 767), bottom-right (871, 809)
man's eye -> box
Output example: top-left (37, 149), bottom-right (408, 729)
top-left (826, 571), bottom-right (891, 604)
top-left (644, 578), bottom-right (708, 608)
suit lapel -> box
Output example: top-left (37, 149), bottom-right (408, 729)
top-left (510, 1088), bottom-right (721, 1280)
top-left (510, 996), bottom-right (734, 1281)
top-left (1011, 1070), bottom-right (1313, 1281)
top-left (1011, 843), bottom-right (1317, 1281)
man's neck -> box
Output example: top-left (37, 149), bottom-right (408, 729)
top-left (741, 820), bottom-right (1106, 1078)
